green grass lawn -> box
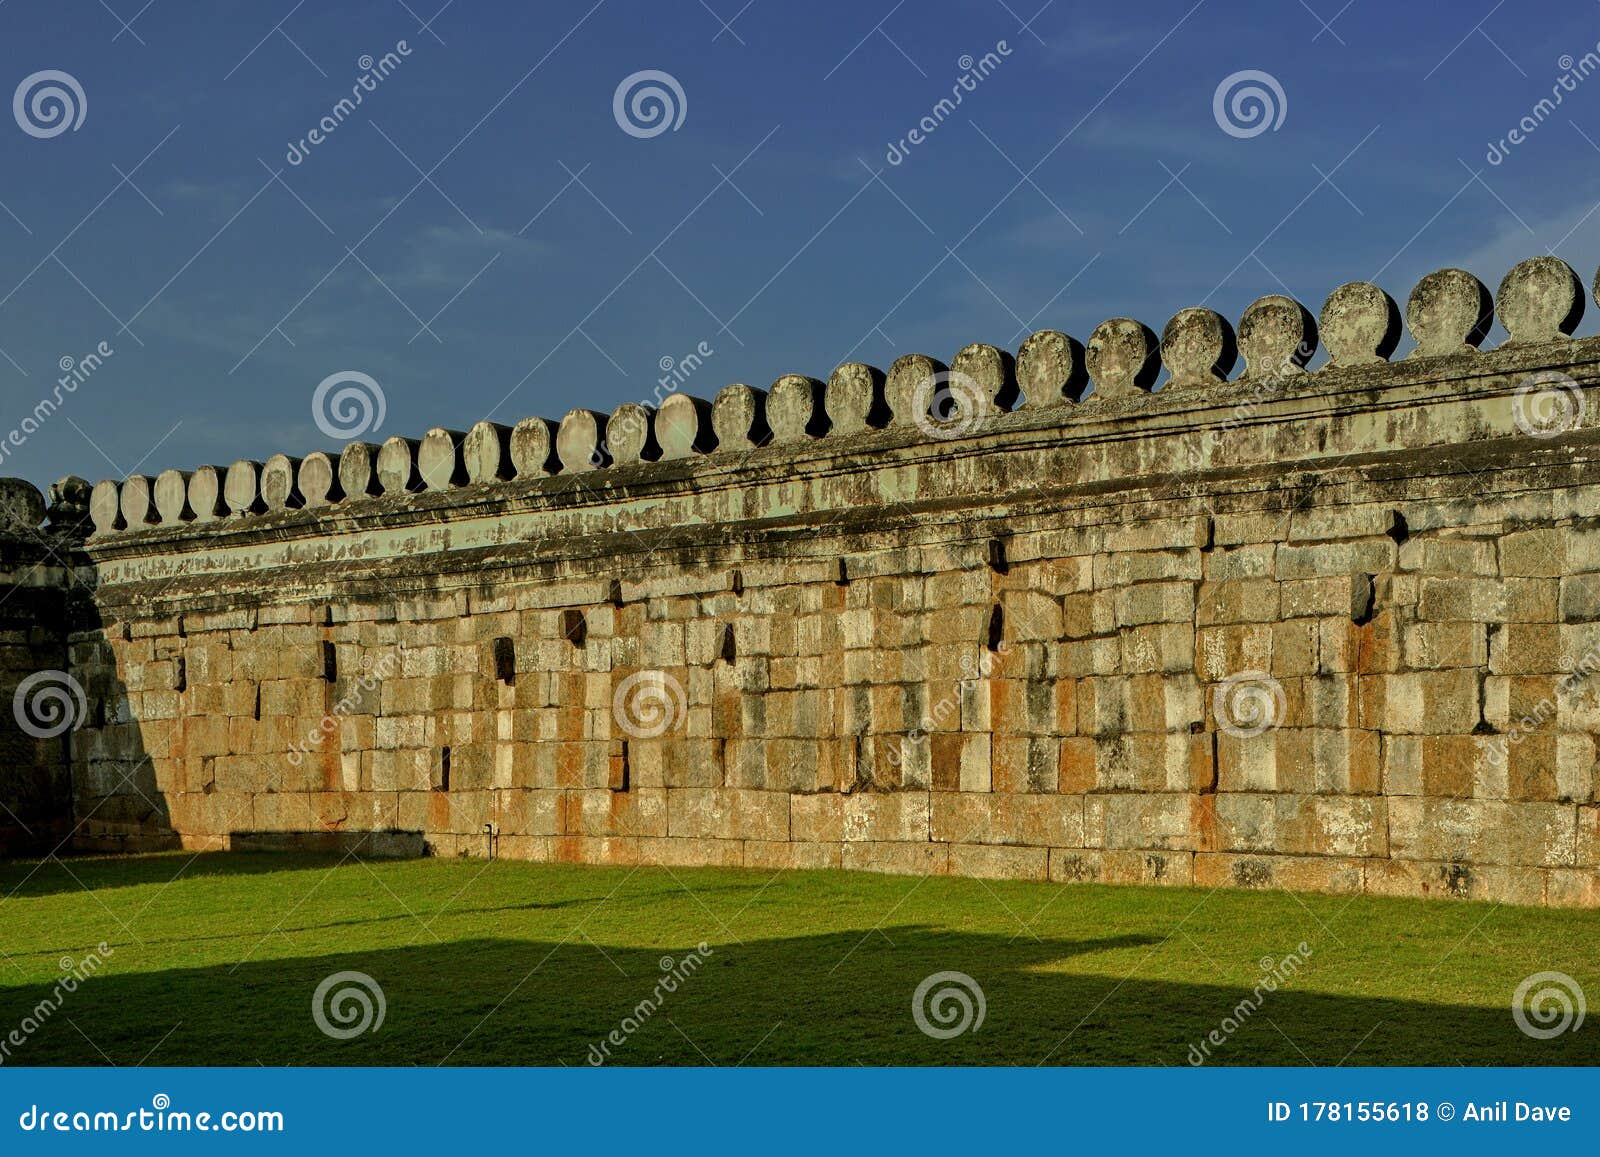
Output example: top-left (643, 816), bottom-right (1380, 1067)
top-left (0, 852), bottom-right (1596, 1066)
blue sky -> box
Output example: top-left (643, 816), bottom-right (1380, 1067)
top-left (1, 0), bottom-right (1597, 490)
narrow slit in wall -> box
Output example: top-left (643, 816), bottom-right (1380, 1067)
top-left (493, 636), bottom-right (516, 683)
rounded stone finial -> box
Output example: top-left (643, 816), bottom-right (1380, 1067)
top-left (260, 453), bottom-right (303, 511)
top-left (1159, 308), bottom-right (1237, 390)
top-left (1319, 281), bottom-right (1400, 366)
top-left (337, 442), bottom-right (381, 501)
top-left (187, 466), bottom-right (227, 521)
top-left (950, 343), bottom-right (1019, 412)
top-left (224, 460), bottom-right (263, 516)
top-left (119, 475), bottom-right (157, 527)
top-left (1016, 330), bottom-right (1086, 407)
top-left (0, 478), bottom-right (48, 532)
top-left (376, 437), bottom-right (421, 495)
top-left (1085, 318), bottom-right (1160, 398)
top-left (656, 394), bottom-right (716, 458)
top-left (711, 384), bottom-right (768, 451)
top-left (89, 480), bottom-right (121, 535)
top-left (418, 428), bottom-right (466, 490)
top-left (1238, 295), bottom-right (1317, 378)
top-left (153, 470), bottom-right (192, 523)
top-left (1497, 256), bottom-right (1583, 343)
top-left (885, 354), bottom-right (949, 425)
top-left (825, 363), bottom-right (884, 435)
top-left (767, 375), bottom-right (827, 442)
top-left (608, 403), bottom-right (657, 465)
top-left (1405, 268), bottom-right (1492, 357)
top-left (462, 421), bottom-right (512, 484)
top-left (557, 409), bottom-right (609, 472)
top-left (298, 452), bottom-right (342, 507)
top-left (509, 417), bottom-right (558, 477)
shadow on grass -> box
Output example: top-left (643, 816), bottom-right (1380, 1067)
top-left (0, 851), bottom-right (309, 899)
top-left (0, 852), bottom-right (764, 905)
top-left (2, 927), bottom-right (1593, 1067)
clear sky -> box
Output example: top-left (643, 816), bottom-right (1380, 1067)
top-left (1, 0), bottom-right (1596, 490)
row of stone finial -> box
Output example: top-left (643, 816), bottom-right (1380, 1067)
top-left (84, 255), bottom-right (1596, 537)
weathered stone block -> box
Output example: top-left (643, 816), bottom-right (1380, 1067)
top-left (1403, 621), bottom-right (1487, 669)
top-left (1359, 670), bottom-right (1481, 734)
top-left (1389, 797), bottom-right (1576, 867)
top-left (1416, 577), bottom-right (1557, 622)
top-left (1275, 539), bottom-right (1395, 580)
top-left (1193, 852), bottom-right (1363, 896)
top-left (1114, 581), bottom-right (1194, 626)
top-left (841, 840), bottom-right (948, 876)
top-left (946, 843), bottom-right (1048, 881)
top-left (1083, 793), bottom-right (1196, 850)
top-left (930, 792), bottom-right (1082, 847)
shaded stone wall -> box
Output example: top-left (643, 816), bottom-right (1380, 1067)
top-left (0, 481), bottom-right (91, 856)
top-left (14, 255), bottom-right (1600, 906)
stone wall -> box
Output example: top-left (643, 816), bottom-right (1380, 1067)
top-left (0, 480), bottom-right (91, 856)
top-left (10, 255), bottom-right (1600, 905)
